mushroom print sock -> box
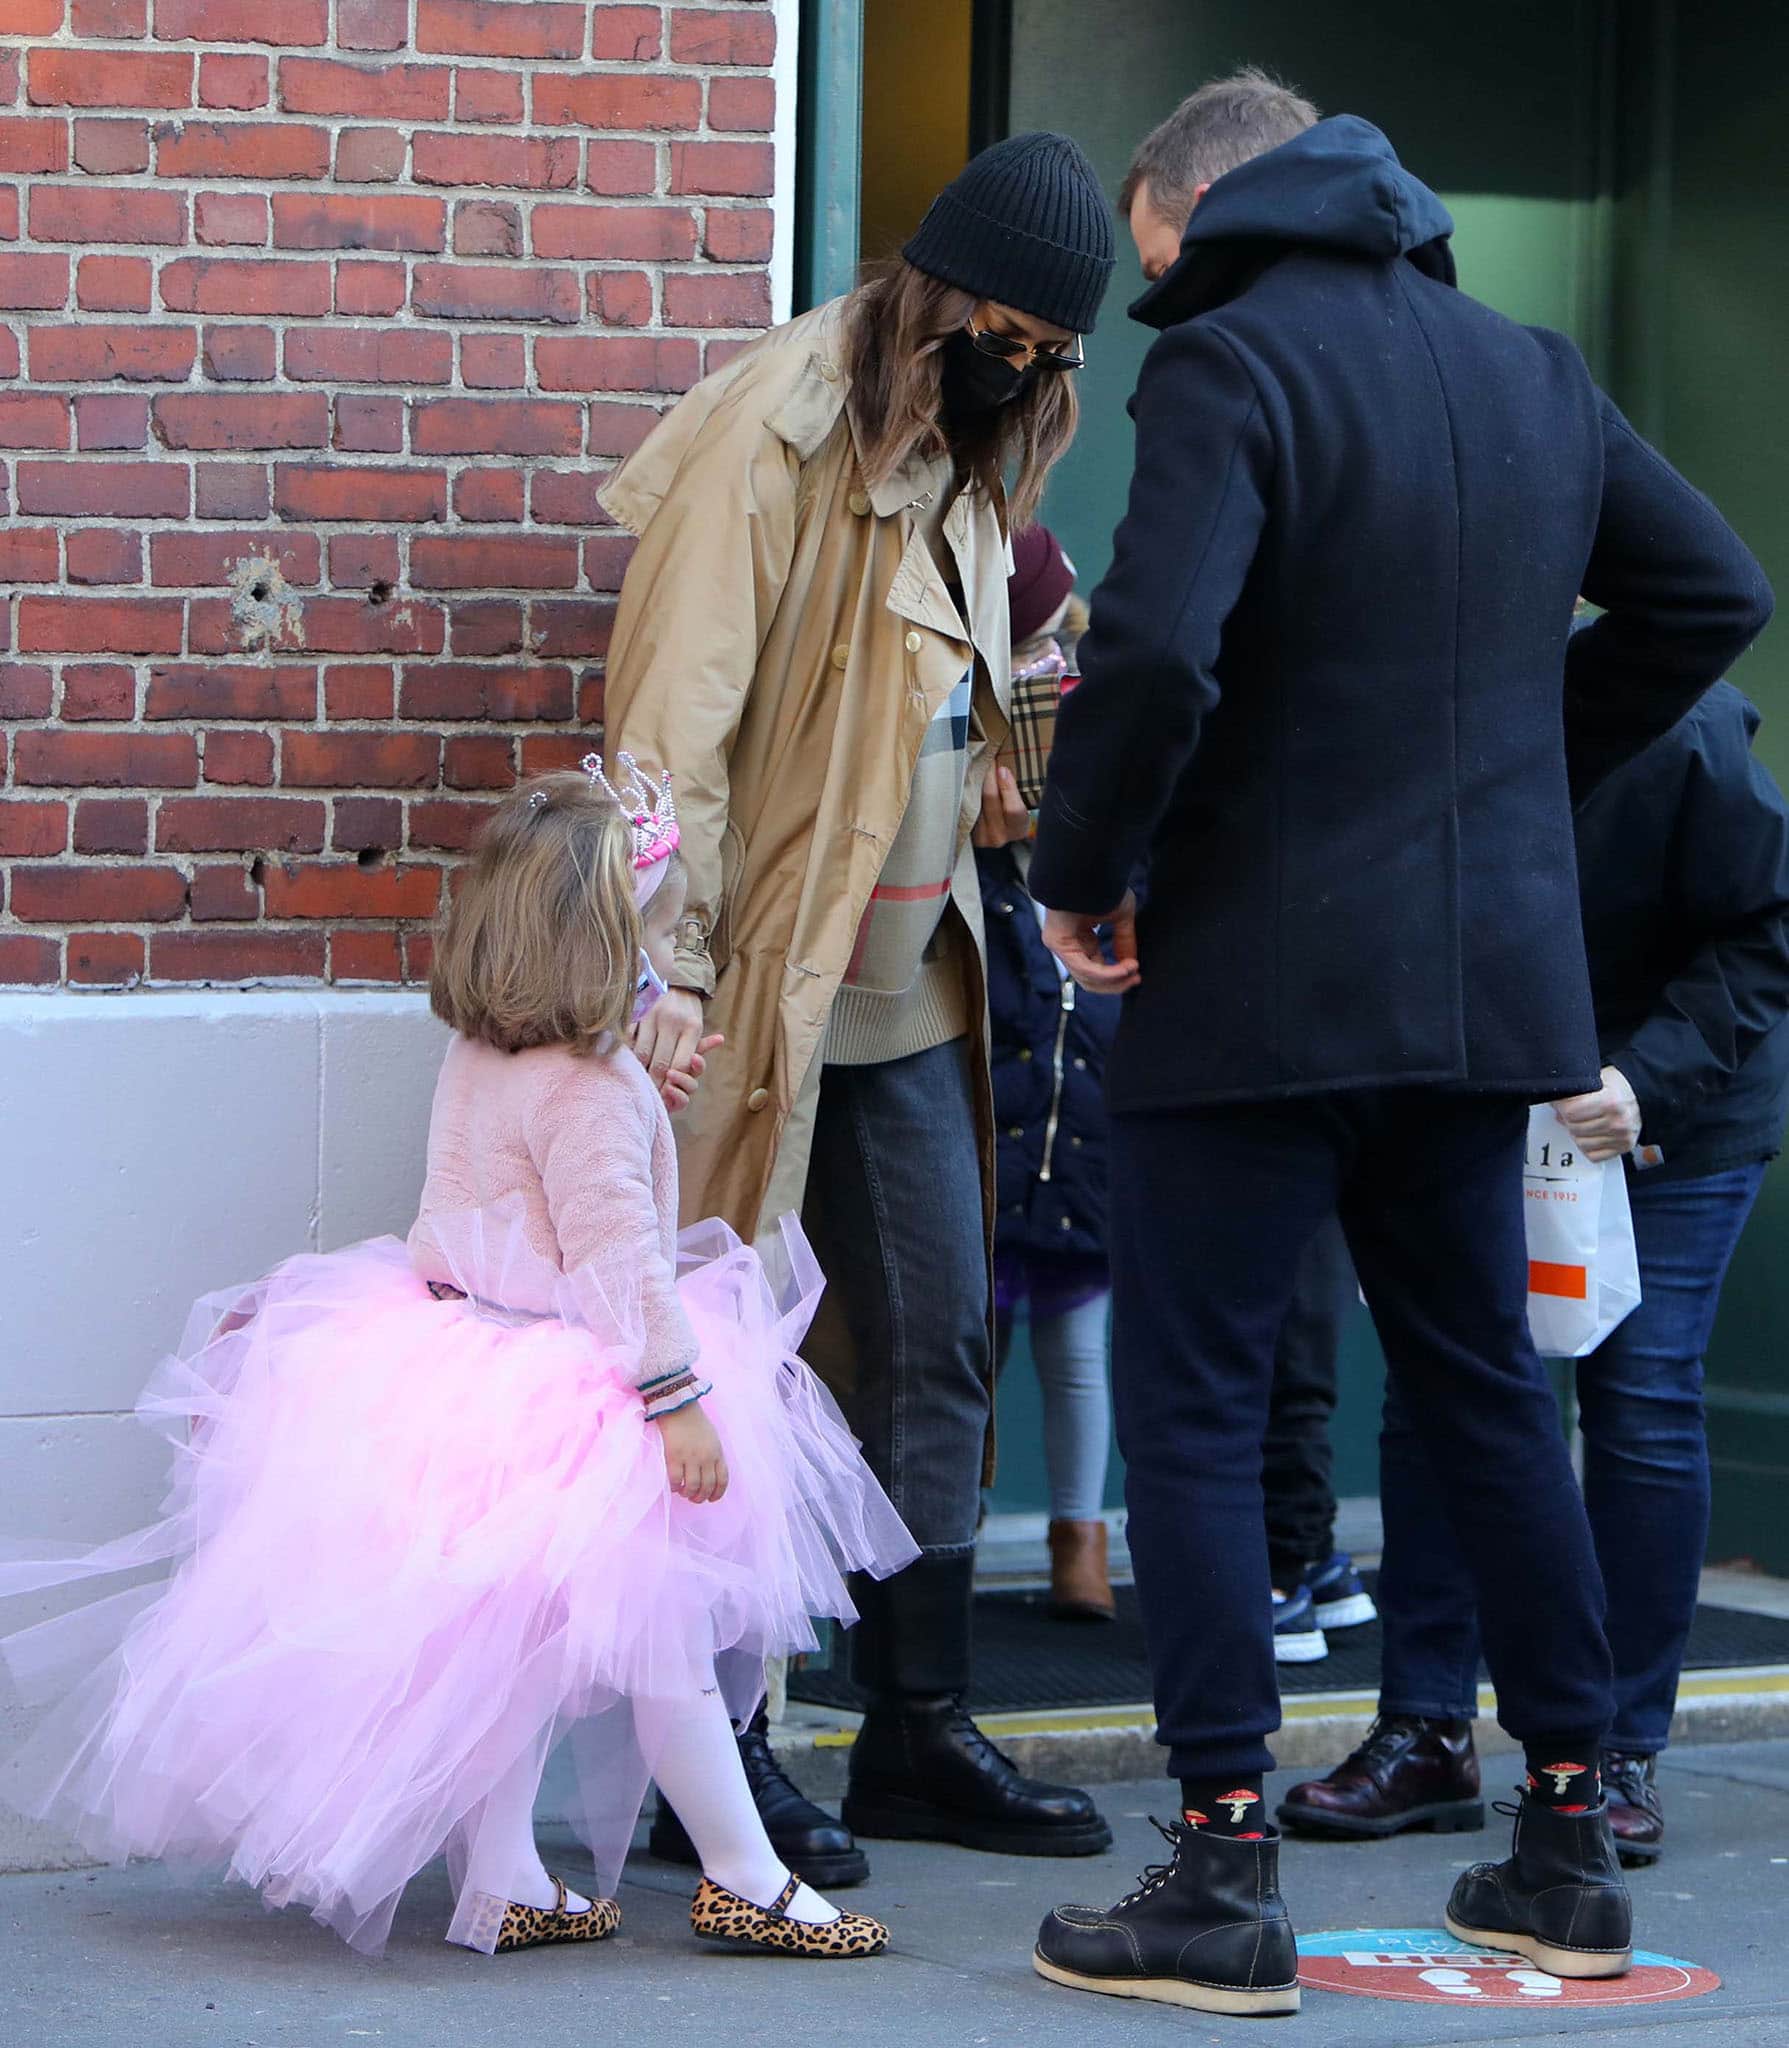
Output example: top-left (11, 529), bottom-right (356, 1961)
top-left (1180, 1774), bottom-right (1269, 1839)
top-left (1522, 1746), bottom-right (1602, 1812)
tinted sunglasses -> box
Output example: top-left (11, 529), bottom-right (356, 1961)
top-left (965, 319), bottom-right (1085, 373)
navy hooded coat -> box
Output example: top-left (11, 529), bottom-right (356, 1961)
top-left (1030, 117), bottom-right (1774, 1112)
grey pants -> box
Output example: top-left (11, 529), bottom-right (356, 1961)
top-left (800, 1039), bottom-right (991, 1559)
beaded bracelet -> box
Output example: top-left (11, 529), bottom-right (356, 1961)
top-left (640, 1367), bottom-right (712, 1421)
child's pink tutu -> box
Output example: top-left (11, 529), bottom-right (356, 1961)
top-left (0, 1204), bottom-right (915, 1954)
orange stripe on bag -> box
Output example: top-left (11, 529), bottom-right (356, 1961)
top-left (1529, 1260), bottom-right (1589, 1301)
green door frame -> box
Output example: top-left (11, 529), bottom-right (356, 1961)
top-left (794, 0), bottom-right (863, 310)
top-left (795, 0), bottom-right (1014, 312)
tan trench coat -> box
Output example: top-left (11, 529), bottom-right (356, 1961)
top-left (599, 301), bottom-right (1013, 1265)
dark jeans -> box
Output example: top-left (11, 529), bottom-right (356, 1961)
top-left (1262, 1215), bottom-right (1357, 1587)
top-left (1379, 1161), bottom-right (1767, 1753)
top-left (1110, 1090), bottom-right (1613, 1780)
top-left (801, 1040), bottom-right (991, 1560)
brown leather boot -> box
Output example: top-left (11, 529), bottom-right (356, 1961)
top-left (1604, 1751), bottom-right (1664, 1866)
top-left (1277, 1714), bottom-right (1484, 1838)
top-left (1048, 1519), bottom-right (1116, 1623)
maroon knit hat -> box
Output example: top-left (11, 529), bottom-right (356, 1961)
top-left (1008, 524), bottom-right (1075, 647)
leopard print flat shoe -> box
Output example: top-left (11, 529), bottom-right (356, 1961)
top-left (456, 1875), bottom-right (621, 1955)
top-left (690, 1873), bottom-right (889, 1958)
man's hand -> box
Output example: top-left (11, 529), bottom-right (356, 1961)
top-left (973, 765), bottom-right (1032, 849)
top-left (659, 1034), bottom-right (724, 1115)
top-left (1551, 1065), bottom-right (1642, 1163)
top-left (652, 1399), bottom-right (728, 1504)
top-left (1042, 892), bottom-right (1141, 996)
top-left (632, 986), bottom-right (707, 1089)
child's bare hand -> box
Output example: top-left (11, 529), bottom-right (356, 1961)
top-left (660, 1033), bottom-right (725, 1115)
top-left (973, 764), bottom-right (1031, 849)
top-left (653, 1400), bottom-right (728, 1504)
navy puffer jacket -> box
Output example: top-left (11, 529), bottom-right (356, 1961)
top-left (979, 843), bottom-right (1120, 1264)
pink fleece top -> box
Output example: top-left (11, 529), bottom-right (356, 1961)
top-left (407, 1034), bottom-right (698, 1389)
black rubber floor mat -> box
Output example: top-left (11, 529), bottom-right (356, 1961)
top-left (788, 1576), bottom-right (1789, 1715)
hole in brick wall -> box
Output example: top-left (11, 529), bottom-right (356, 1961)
top-left (227, 554), bottom-right (304, 655)
top-left (356, 848), bottom-right (385, 871)
top-left (367, 580), bottom-right (393, 608)
top-left (248, 857), bottom-right (266, 887)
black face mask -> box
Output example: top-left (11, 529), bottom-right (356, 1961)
top-left (941, 328), bottom-right (1034, 419)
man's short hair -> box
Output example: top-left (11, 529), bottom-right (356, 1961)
top-left (1119, 68), bottom-right (1320, 229)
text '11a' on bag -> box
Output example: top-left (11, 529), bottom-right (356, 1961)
top-left (1523, 1104), bottom-right (1643, 1358)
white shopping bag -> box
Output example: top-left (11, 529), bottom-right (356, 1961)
top-left (1523, 1105), bottom-right (1643, 1357)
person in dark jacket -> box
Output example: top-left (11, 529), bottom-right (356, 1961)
top-left (1026, 73), bottom-right (1773, 2018)
top-left (1281, 679), bottom-right (1789, 1864)
top-left (979, 527), bottom-right (1120, 1622)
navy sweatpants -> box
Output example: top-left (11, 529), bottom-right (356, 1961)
top-left (1109, 1090), bottom-right (1613, 1780)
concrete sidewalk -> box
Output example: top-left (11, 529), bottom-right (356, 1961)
top-left (5, 1741), bottom-right (1785, 2048)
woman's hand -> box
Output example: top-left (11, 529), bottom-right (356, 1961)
top-left (1551, 1066), bottom-right (1642, 1163)
top-left (632, 986), bottom-right (708, 1091)
top-left (659, 1033), bottom-right (725, 1115)
top-left (653, 1400), bottom-right (729, 1504)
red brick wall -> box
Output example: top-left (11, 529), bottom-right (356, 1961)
top-left (0, 0), bottom-right (776, 989)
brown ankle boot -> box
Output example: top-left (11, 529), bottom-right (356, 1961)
top-left (1048, 1520), bottom-right (1116, 1623)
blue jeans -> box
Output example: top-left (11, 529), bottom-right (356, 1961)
top-left (1379, 1161), bottom-right (1768, 1753)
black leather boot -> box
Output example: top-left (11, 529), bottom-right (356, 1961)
top-left (1034, 1819), bottom-right (1301, 2016)
top-left (648, 1705), bottom-right (869, 1889)
top-left (1445, 1795), bottom-right (1633, 1978)
top-left (840, 1552), bottom-right (1112, 1857)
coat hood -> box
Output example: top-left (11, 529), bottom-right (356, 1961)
top-left (1132, 115), bottom-right (1456, 329)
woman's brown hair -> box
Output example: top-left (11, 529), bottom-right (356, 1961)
top-left (841, 259), bottom-right (1078, 528)
top-left (429, 771), bottom-right (641, 1055)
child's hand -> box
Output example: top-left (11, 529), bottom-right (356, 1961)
top-left (973, 764), bottom-right (1031, 849)
top-left (653, 1400), bottom-right (729, 1504)
top-left (660, 1033), bottom-right (725, 1115)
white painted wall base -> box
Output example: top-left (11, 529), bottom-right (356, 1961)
top-left (0, 990), bottom-right (449, 1869)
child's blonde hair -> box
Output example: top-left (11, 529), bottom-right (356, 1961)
top-left (430, 771), bottom-right (642, 1054)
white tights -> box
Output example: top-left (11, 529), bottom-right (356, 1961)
top-left (456, 1740), bottom-right (592, 1917)
top-left (634, 1688), bottom-right (839, 1924)
top-left (451, 1692), bottom-right (839, 1927)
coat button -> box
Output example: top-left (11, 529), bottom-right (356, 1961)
top-left (1008, 1125), bottom-right (1025, 1140)
top-left (1059, 1216), bottom-right (1073, 1231)
top-left (831, 644), bottom-right (849, 670)
top-left (1017, 1048), bottom-right (1032, 1062)
top-left (1070, 1135), bottom-right (1083, 1148)
top-left (904, 630), bottom-right (923, 654)
top-left (747, 1087), bottom-right (771, 1112)
top-left (848, 489), bottom-right (871, 516)
top-left (1073, 1057), bottom-right (1088, 1071)
top-left (819, 360), bottom-right (839, 382)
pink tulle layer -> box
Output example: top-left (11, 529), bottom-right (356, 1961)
top-left (0, 1207), bottom-right (915, 1954)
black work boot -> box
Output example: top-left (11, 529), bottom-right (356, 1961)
top-left (1445, 1794), bottom-right (1633, 1978)
top-left (648, 1705), bottom-right (869, 1889)
top-left (1034, 1818), bottom-right (1301, 2016)
top-left (840, 1552), bottom-right (1111, 1857)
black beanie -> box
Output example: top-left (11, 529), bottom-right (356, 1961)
top-left (903, 131), bottom-right (1115, 335)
